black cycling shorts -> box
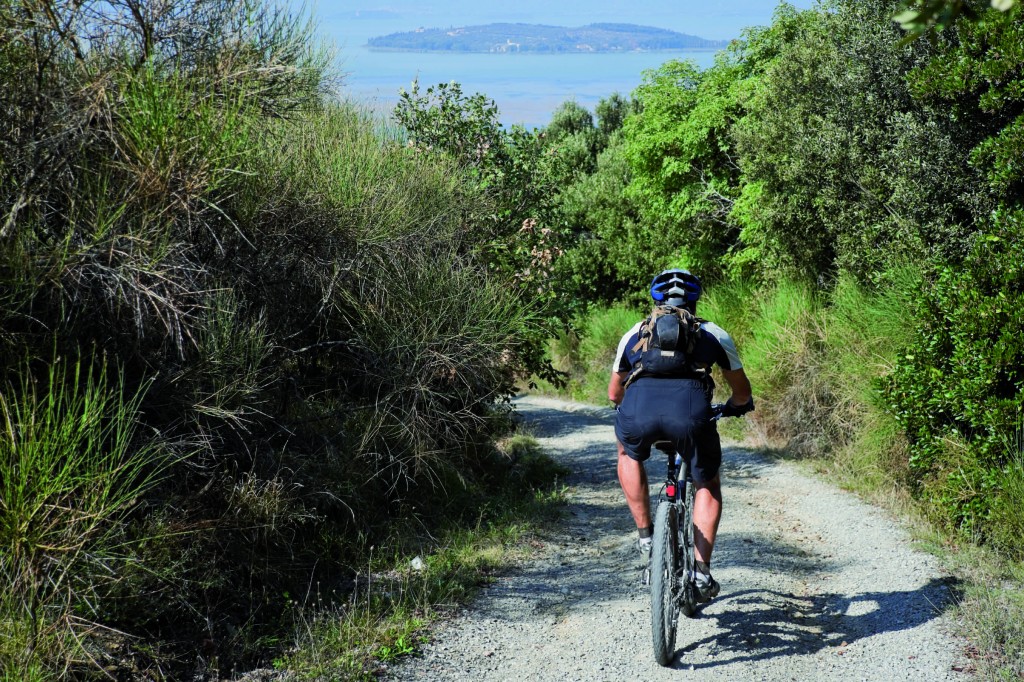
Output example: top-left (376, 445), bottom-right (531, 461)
top-left (614, 377), bottom-right (722, 483)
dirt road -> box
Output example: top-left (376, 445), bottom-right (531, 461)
top-left (387, 395), bottom-right (967, 681)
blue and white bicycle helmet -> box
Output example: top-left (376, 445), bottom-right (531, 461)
top-left (650, 268), bottom-right (702, 307)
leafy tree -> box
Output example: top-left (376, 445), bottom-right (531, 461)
top-left (595, 92), bottom-right (635, 142)
top-left (545, 100), bottom-right (595, 143)
top-left (621, 7), bottom-right (816, 282)
top-left (732, 0), bottom-right (986, 282)
top-left (895, 0), bottom-right (1017, 37)
top-left (541, 94), bottom-right (646, 307)
top-left (393, 80), bottom-right (567, 381)
top-left (621, 60), bottom-right (705, 273)
top-left (394, 80), bottom-right (562, 291)
top-left (541, 100), bottom-right (599, 183)
top-left (553, 134), bottom-right (652, 306)
top-left (907, 3), bottom-right (1024, 202)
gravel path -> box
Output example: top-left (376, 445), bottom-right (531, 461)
top-left (387, 394), bottom-right (967, 681)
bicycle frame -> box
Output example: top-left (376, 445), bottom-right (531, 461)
top-left (661, 445), bottom-right (697, 613)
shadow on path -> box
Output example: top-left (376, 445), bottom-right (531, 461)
top-left (669, 576), bottom-right (959, 669)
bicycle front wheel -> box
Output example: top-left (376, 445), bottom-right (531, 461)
top-left (650, 501), bottom-right (679, 666)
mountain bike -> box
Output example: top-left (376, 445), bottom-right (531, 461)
top-left (650, 404), bottom-right (724, 666)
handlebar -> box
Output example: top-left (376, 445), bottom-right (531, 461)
top-left (712, 398), bottom-right (755, 419)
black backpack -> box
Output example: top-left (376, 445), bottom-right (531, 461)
top-left (624, 305), bottom-right (708, 388)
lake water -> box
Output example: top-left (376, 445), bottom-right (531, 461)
top-left (340, 48), bottom-right (718, 128)
top-left (330, 19), bottom-right (720, 128)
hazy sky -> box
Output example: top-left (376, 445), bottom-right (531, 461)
top-left (290, 1), bottom-right (818, 127)
top-left (298, 0), bottom-right (818, 48)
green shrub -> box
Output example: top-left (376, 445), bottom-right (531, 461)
top-left (552, 137), bottom-right (650, 309)
top-left (889, 213), bottom-right (1024, 537)
top-left (393, 80), bottom-right (564, 321)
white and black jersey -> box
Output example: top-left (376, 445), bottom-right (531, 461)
top-left (612, 320), bottom-right (744, 376)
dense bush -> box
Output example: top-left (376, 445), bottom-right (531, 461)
top-left (879, 3), bottom-right (1024, 542)
top-left (551, 136), bottom-right (651, 306)
top-left (0, 1), bottom-right (553, 676)
top-left (393, 81), bottom-right (562, 296)
top-left (888, 214), bottom-right (1024, 538)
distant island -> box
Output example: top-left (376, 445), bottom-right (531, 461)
top-left (367, 23), bottom-right (729, 53)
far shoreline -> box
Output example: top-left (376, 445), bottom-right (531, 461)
top-left (364, 46), bottom-right (726, 54)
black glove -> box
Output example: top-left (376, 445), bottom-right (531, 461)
top-left (720, 397), bottom-right (755, 418)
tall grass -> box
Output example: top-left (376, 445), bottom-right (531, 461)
top-left (706, 280), bottom-right (829, 450)
top-left (341, 248), bottom-right (536, 481)
top-left (545, 304), bottom-right (642, 403)
top-left (700, 273), bottom-right (918, 469)
top-left (239, 106), bottom-right (467, 245)
top-left (0, 357), bottom-right (170, 677)
top-left (988, 424), bottom-right (1024, 560)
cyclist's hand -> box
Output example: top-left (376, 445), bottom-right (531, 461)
top-left (719, 397), bottom-right (755, 418)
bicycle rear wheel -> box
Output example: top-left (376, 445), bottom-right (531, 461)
top-left (679, 479), bottom-right (698, 617)
top-left (650, 501), bottom-right (679, 666)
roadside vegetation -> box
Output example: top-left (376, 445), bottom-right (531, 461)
top-left (0, 1), bottom-right (565, 678)
top-left (534, 1), bottom-right (1024, 678)
top-left (3, 0), bottom-right (1022, 679)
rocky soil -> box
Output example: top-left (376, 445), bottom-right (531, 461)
top-left (386, 394), bottom-right (969, 681)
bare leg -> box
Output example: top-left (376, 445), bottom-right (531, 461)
top-left (617, 440), bottom-right (651, 530)
top-left (693, 475), bottom-right (722, 565)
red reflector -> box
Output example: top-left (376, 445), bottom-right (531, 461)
top-left (666, 484), bottom-right (676, 498)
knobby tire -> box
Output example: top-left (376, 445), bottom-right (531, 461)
top-left (650, 501), bottom-right (679, 666)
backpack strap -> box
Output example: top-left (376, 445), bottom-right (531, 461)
top-left (630, 307), bottom-right (670, 354)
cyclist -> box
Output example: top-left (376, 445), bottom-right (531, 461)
top-left (608, 269), bottom-right (753, 602)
